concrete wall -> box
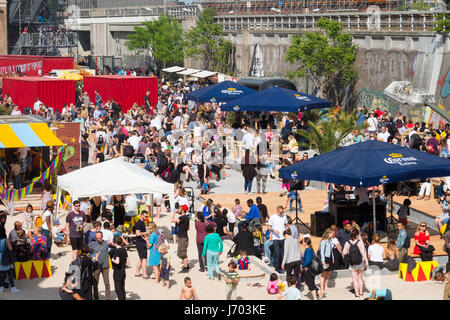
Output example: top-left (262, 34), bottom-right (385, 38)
top-left (0, 0), bottom-right (7, 55)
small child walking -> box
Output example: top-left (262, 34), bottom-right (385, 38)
top-left (179, 277), bottom-right (198, 300)
top-left (158, 244), bottom-right (171, 289)
top-left (224, 260), bottom-right (240, 300)
top-left (237, 250), bottom-right (251, 270)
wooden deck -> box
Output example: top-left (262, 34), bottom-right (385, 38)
top-left (201, 190), bottom-right (446, 257)
top-left (394, 195), bottom-right (443, 218)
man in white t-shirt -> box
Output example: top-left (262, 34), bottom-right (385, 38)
top-left (268, 205), bottom-right (288, 273)
top-left (377, 126), bottom-right (390, 142)
top-left (10, 105), bottom-right (22, 116)
top-left (101, 221), bottom-right (114, 245)
top-left (367, 113), bottom-right (378, 134)
top-left (33, 98), bottom-right (42, 113)
top-left (242, 129), bottom-right (255, 150)
top-left (127, 131), bottom-right (141, 152)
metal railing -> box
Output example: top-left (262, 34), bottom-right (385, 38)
top-left (215, 11), bottom-right (446, 33)
top-left (19, 32), bottom-right (79, 48)
top-left (78, 4), bottom-right (200, 19)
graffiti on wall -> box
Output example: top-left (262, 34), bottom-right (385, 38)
top-left (362, 51), bottom-right (415, 90)
top-left (437, 68), bottom-right (450, 99)
top-left (358, 87), bottom-right (425, 122)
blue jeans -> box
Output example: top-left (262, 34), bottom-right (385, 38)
top-left (14, 175), bottom-right (21, 190)
top-left (0, 268), bottom-right (15, 288)
top-left (289, 195), bottom-right (303, 212)
top-left (206, 250), bottom-right (221, 280)
top-left (264, 240), bottom-right (275, 265)
top-left (41, 228), bottom-right (52, 258)
top-left (244, 178), bottom-right (253, 193)
top-left (272, 239), bottom-right (285, 271)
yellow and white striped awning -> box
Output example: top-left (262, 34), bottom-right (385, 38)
top-left (0, 122), bottom-right (63, 148)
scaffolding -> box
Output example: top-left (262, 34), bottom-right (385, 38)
top-left (8, 0), bottom-right (78, 56)
top-left (199, 0), bottom-right (403, 14)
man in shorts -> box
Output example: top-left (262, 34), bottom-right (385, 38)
top-left (172, 206), bottom-right (190, 273)
top-left (65, 200), bottom-right (87, 261)
top-left (135, 210), bottom-right (149, 278)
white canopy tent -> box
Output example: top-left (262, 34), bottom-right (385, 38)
top-left (191, 70), bottom-right (217, 78)
top-left (177, 68), bottom-right (200, 75)
top-left (161, 66), bottom-right (185, 73)
top-left (55, 158), bottom-right (175, 218)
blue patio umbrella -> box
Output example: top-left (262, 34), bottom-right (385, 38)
top-left (185, 80), bottom-right (256, 103)
top-left (220, 86), bottom-right (332, 112)
top-left (279, 140), bottom-right (450, 232)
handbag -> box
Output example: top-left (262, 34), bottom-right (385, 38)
top-left (35, 211), bottom-right (45, 228)
top-left (419, 245), bottom-right (435, 253)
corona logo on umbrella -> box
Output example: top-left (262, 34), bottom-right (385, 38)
top-left (384, 153), bottom-right (418, 166)
top-left (221, 88), bottom-right (244, 95)
top-left (294, 94), bottom-right (311, 101)
top-left (379, 175), bottom-right (389, 184)
top-left (291, 171), bottom-right (298, 179)
top-left (233, 106), bottom-right (240, 111)
top-left (210, 97), bottom-right (217, 102)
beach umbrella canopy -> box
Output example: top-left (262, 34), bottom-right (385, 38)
top-left (186, 80), bottom-right (256, 103)
top-left (279, 140), bottom-right (450, 187)
top-left (220, 86), bottom-right (332, 112)
top-left (279, 140), bottom-right (450, 233)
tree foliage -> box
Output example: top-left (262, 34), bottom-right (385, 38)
top-left (126, 15), bottom-right (184, 74)
top-left (285, 18), bottom-right (358, 108)
top-left (434, 13), bottom-right (450, 34)
top-left (296, 109), bottom-right (366, 154)
top-left (184, 8), bottom-right (233, 73)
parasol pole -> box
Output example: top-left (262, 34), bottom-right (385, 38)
top-left (372, 187), bottom-right (377, 234)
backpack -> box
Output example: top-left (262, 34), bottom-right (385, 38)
top-left (347, 239), bottom-right (363, 265)
top-left (66, 256), bottom-right (91, 290)
top-left (35, 211), bottom-right (45, 228)
top-left (155, 230), bottom-right (165, 249)
top-left (403, 234), bottom-right (411, 250)
top-left (309, 251), bottom-right (323, 276)
top-left (426, 144), bottom-right (436, 154)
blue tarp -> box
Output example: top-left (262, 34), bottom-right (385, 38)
top-left (220, 86), bottom-right (332, 112)
top-left (279, 140), bottom-right (450, 187)
top-left (185, 80), bottom-right (256, 103)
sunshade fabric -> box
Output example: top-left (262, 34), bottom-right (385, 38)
top-left (279, 140), bottom-right (450, 187)
top-left (0, 122), bottom-right (64, 148)
top-left (221, 86), bottom-right (332, 112)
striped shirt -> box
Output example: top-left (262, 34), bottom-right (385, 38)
top-left (237, 257), bottom-right (250, 270)
top-left (224, 270), bottom-right (239, 287)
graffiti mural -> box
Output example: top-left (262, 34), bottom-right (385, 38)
top-left (358, 87), bottom-right (426, 122)
top-left (437, 68), bottom-right (450, 99)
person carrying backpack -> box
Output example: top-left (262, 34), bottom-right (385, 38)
top-left (65, 200), bottom-right (87, 262)
top-left (343, 228), bottom-right (368, 298)
top-left (66, 245), bottom-right (96, 300)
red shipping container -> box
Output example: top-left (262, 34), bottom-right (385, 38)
top-left (2, 77), bottom-right (75, 112)
top-left (0, 55), bottom-right (74, 76)
top-left (83, 75), bottom-right (158, 112)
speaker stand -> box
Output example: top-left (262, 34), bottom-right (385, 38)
top-left (292, 191), bottom-right (310, 232)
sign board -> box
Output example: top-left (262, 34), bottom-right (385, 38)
top-left (53, 122), bottom-right (81, 172)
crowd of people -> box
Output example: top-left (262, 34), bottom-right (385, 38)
top-left (1, 76), bottom-right (450, 300)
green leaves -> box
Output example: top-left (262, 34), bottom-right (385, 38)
top-left (184, 8), bottom-right (233, 73)
top-left (286, 18), bottom-right (358, 107)
top-left (297, 109), bottom-right (367, 154)
top-left (433, 13), bottom-right (450, 34)
top-left (126, 15), bottom-right (184, 70)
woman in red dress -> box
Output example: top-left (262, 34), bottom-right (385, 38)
top-left (413, 222), bottom-right (433, 261)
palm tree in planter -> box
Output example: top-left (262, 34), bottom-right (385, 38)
top-left (296, 108), bottom-right (367, 154)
